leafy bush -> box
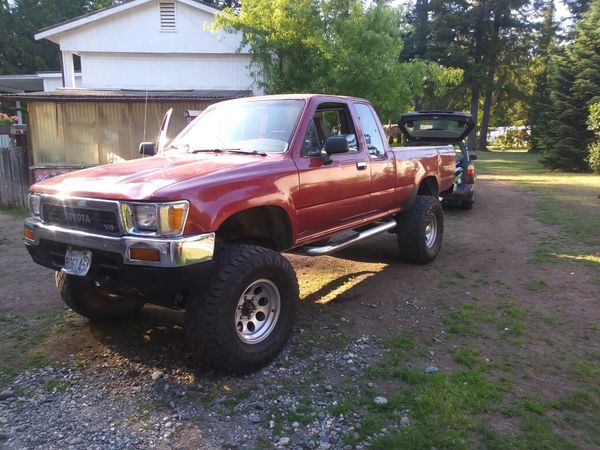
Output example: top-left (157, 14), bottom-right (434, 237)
top-left (493, 128), bottom-right (531, 150)
top-left (587, 103), bottom-right (600, 173)
top-left (587, 143), bottom-right (600, 173)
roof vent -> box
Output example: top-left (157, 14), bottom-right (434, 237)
top-left (160, 2), bottom-right (176, 32)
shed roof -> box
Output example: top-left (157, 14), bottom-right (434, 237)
top-left (2, 88), bottom-right (252, 102)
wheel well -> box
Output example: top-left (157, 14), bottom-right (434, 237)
top-left (417, 177), bottom-right (439, 196)
top-left (216, 206), bottom-right (293, 251)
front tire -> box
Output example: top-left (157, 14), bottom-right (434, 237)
top-left (55, 271), bottom-right (144, 322)
top-left (185, 244), bottom-right (298, 374)
top-left (396, 195), bottom-right (444, 264)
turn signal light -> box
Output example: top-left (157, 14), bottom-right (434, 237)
top-left (129, 247), bottom-right (161, 262)
top-left (24, 228), bottom-right (34, 241)
top-left (168, 205), bottom-right (185, 231)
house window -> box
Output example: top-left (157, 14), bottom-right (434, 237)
top-left (160, 2), bottom-right (177, 32)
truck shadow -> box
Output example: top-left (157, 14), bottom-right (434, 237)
top-left (86, 233), bottom-right (454, 379)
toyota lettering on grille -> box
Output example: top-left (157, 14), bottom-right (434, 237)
top-left (64, 210), bottom-right (92, 225)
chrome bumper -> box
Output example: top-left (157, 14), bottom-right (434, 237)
top-left (24, 218), bottom-right (215, 268)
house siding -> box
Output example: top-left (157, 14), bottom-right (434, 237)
top-left (80, 53), bottom-right (256, 91)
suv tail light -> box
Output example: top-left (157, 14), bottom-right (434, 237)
top-left (465, 163), bottom-right (475, 184)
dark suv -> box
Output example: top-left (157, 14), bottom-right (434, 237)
top-left (399, 111), bottom-right (477, 210)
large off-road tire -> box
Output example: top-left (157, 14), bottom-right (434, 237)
top-left (55, 271), bottom-right (144, 322)
top-left (396, 195), bottom-right (444, 264)
top-left (185, 244), bottom-right (299, 374)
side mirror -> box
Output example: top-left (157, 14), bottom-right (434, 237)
top-left (324, 136), bottom-right (350, 155)
top-left (470, 153), bottom-right (478, 161)
top-left (322, 136), bottom-right (350, 165)
top-left (139, 142), bottom-right (156, 156)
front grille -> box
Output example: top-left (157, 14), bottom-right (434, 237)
top-left (41, 199), bottom-right (121, 235)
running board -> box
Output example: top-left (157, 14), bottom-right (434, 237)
top-left (300, 219), bottom-right (397, 256)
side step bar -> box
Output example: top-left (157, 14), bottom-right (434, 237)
top-left (300, 219), bottom-right (397, 256)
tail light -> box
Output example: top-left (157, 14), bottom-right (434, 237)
top-left (465, 163), bottom-right (475, 184)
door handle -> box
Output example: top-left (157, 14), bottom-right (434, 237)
top-left (356, 161), bottom-right (368, 170)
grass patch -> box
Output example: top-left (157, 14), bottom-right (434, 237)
top-left (0, 205), bottom-right (29, 218)
top-left (453, 348), bottom-right (481, 369)
top-left (0, 310), bottom-right (77, 387)
top-left (357, 332), bottom-right (510, 448)
top-left (443, 304), bottom-right (483, 335)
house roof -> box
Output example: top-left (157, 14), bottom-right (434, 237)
top-left (35, 0), bottom-right (221, 42)
top-left (0, 73), bottom-right (83, 93)
top-left (2, 88), bottom-right (252, 102)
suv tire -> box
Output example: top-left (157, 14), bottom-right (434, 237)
top-left (55, 271), bottom-right (144, 322)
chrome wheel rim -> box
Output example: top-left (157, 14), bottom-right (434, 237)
top-left (235, 279), bottom-right (281, 344)
top-left (424, 213), bottom-right (438, 248)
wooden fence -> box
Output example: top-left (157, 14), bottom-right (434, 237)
top-left (0, 146), bottom-right (30, 208)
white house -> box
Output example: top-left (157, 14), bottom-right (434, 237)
top-left (1, 0), bottom-right (260, 179)
top-left (34, 0), bottom-right (259, 94)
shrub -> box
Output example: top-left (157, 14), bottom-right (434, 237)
top-left (493, 128), bottom-right (531, 150)
top-left (587, 142), bottom-right (600, 173)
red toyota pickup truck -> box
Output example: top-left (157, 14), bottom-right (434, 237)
top-left (24, 94), bottom-right (455, 373)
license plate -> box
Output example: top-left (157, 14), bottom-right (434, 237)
top-left (62, 248), bottom-right (92, 276)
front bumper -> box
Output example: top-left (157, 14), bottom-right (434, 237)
top-left (24, 218), bottom-right (215, 268)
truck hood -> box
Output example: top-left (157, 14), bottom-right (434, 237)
top-left (31, 152), bottom-right (269, 200)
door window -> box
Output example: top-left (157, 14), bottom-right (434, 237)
top-left (354, 103), bottom-right (386, 158)
top-left (301, 120), bottom-right (322, 157)
top-left (304, 103), bottom-right (358, 156)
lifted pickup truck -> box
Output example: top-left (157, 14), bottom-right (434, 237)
top-left (24, 94), bottom-right (455, 373)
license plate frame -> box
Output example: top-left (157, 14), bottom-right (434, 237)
top-left (62, 248), bottom-right (92, 277)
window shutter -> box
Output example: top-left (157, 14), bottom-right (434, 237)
top-left (160, 2), bottom-right (176, 32)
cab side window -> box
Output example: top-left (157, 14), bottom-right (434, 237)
top-left (354, 103), bottom-right (386, 158)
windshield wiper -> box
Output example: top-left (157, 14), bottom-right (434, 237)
top-left (191, 148), bottom-right (268, 156)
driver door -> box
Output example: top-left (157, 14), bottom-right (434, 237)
top-left (293, 101), bottom-right (372, 241)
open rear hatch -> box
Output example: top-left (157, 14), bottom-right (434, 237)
top-left (399, 111), bottom-right (474, 144)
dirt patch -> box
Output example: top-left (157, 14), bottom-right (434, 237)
top-left (0, 212), bottom-right (62, 315)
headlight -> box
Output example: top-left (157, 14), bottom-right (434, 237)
top-left (135, 204), bottom-right (157, 230)
top-left (28, 193), bottom-right (41, 218)
top-left (121, 201), bottom-right (189, 236)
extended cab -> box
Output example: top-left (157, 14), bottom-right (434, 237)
top-left (24, 94), bottom-right (455, 373)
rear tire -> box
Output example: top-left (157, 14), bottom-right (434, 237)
top-left (462, 200), bottom-right (474, 210)
top-left (396, 195), bottom-right (444, 264)
top-left (185, 244), bottom-right (298, 374)
top-left (55, 271), bottom-right (144, 322)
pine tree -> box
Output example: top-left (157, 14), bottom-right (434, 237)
top-left (539, 0), bottom-right (600, 170)
top-left (529, 0), bottom-right (557, 153)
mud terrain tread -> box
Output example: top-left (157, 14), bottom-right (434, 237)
top-left (185, 244), bottom-right (298, 374)
top-left (396, 195), bottom-right (444, 264)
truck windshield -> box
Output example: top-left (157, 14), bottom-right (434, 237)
top-left (168, 99), bottom-right (304, 154)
